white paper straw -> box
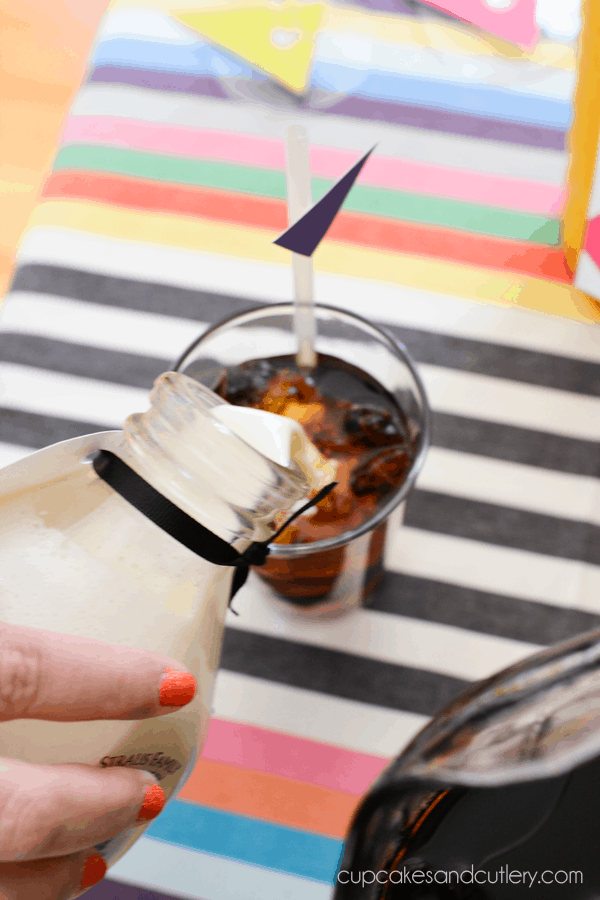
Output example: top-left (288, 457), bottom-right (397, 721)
top-left (285, 123), bottom-right (317, 369)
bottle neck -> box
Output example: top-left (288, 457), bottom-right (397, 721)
top-left (120, 372), bottom-right (308, 549)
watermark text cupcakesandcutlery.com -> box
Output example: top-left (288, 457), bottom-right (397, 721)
top-left (337, 867), bottom-right (583, 889)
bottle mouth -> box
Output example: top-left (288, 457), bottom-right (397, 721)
top-left (387, 627), bottom-right (600, 790)
top-left (122, 372), bottom-right (310, 546)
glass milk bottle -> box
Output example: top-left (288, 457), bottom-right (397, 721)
top-left (0, 371), bottom-right (317, 865)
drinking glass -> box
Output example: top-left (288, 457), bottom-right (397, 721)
top-left (175, 303), bottom-right (430, 616)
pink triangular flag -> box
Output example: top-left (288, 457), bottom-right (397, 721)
top-left (584, 216), bottom-right (600, 270)
top-left (422, 0), bottom-right (538, 50)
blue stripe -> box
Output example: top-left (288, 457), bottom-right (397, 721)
top-left (312, 63), bottom-right (572, 129)
top-left (146, 799), bottom-right (344, 884)
top-left (92, 38), bottom-right (571, 129)
top-left (92, 38), bottom-right (259, 79)
top-left (110, 838), bottom-right (337, 900)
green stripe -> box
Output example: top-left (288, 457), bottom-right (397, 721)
top-left (54, 145), bottom-right (560, 245)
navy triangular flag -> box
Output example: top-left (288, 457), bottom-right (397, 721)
top-left (274, 145), bottom-right (376, 257)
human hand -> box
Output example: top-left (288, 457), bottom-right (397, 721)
top-left (0, 622), bottom-right (197, 899)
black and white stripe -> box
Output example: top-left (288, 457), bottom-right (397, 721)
top-left (2, 253), bottom-right (600, 728)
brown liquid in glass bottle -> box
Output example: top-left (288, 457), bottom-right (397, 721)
top-left (340, 761), bottom-right (600, 899)
top-left (335, 628), bottom-right (600, 900)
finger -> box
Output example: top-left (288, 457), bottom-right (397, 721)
top-left (0, 622), bottom-right (196, 722)
top-left (0, 760), bottom-right (165, 862)
top-left (0, 850), bottom-right (107, 900)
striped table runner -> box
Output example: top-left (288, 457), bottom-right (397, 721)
top-left (2, 4), bottom-right (600, 899)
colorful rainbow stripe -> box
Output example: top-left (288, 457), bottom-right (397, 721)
top-left (38, 2), bottom-right (585, 325)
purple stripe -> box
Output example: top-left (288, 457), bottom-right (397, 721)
top-left (352, 0), bottom-right (414, 12)
top-left (89, 66), bottom-right (228, 100)
top-left (85, 878), bottom-right (180, 900)
top-left (323, 96), bottom-right (567, 151)
top-left (89, 66), bottom-right (566, 151)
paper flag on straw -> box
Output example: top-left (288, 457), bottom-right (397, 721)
top-left (274, 146), bottom-right (376, 257)
top-left (175, 2), bottom-right (325, 95)
top-left (421, 0), bottom-right (539, 50)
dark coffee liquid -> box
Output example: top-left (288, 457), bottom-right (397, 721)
top-left (216, 353), bottom-right (416, 605)
top-left (337, 759), bottom-right (600, 899)
top-left (217, 353), bottom-right (415, 545)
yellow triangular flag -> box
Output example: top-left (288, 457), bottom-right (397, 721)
top-left (175, 1), bottom-right (325, 94)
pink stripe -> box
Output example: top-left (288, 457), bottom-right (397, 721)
top-left (63, 115), bottom-right (563, 216)
top-left (202, 718), bottom-right (388, 795)
top-left (313, 144), bottom-right (563, 216)
top-left (63, 116), bottom-right (286, 168)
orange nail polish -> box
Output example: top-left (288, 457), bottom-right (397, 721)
top-left (137, 783), bottom-right (165, 821)
top-left (159, 667), bottom-right (196, 707)
top-left (80, 854), bottom-right (107, 889)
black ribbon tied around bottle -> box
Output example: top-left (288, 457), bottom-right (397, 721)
top-left (93, 450), bottom-right (337, 610)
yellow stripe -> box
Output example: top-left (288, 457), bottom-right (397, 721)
top-left (27, 199), bottom-right (599, 323)
top-left (110, 0), bottom-right (575, 69)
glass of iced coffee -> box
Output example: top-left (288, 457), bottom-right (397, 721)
top-left (175, 303), bottom-right (430, 616)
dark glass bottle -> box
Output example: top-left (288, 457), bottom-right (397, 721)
top-left (335, 628), bottom-right (600, 899)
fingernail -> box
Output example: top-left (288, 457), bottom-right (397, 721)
top-left (137, 783), bottom-right (165, 821)
top-left (80, 854), bottom-right (107, 890)
top-left (159, 667), bottom-right (196, 707)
